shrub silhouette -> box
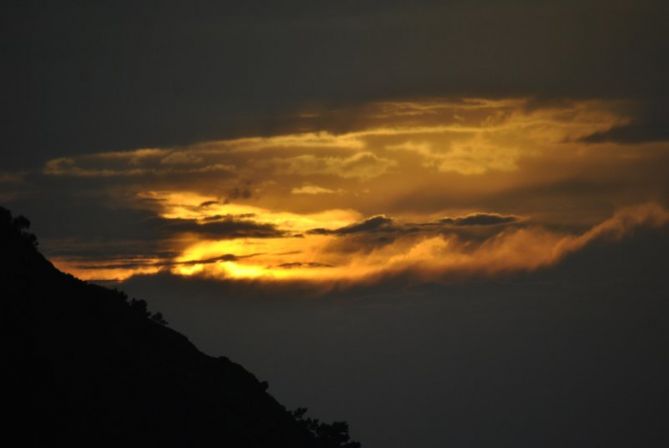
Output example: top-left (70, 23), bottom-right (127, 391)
top-left (293, 408), bottom-right (361, 448)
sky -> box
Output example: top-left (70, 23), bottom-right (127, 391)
top-left (3, 1), bottom-right (669, 447)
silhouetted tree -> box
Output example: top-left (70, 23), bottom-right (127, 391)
top-left (1, 206), bottom-right (38, 247)
top-left (292, 408), bottom-right (361, 448)
top-left (129, 297), bottom-right (150, 318)
top-left (150, 311), bottom-right (168, 326)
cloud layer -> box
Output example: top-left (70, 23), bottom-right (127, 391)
top-left (3, 98), bottom-right (668, 283)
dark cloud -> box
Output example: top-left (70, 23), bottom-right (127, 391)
top-left (276, 262), bottom-right (333, 269)
top-left (73, 252), bottom-right (260, 272)
top-left (334, 215), bottom-right (394, 235)
top-left (202, 213), bottom-right (257, 221)
top-left (582, 122), bottom-right (669, 144)
top-left (224, 181), bottom-right (254, 203)
top-left (309, 213), bottom-right (518, 238)
top-left (302, 212), bottom-right (523, 257)
top-left (579, 98), bottom-right (669, 143)
top-left (440, 212), bottom-right (518, 226)
top-left (308, 216), bottom-right (394, 235)
top-left (149, 217), bottom-right (286, 239)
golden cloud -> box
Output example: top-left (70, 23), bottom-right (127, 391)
top-left (43, 98), bottom-right (627, 179)
top-left (291, 185), bottom-right (341, 195)
top-left (54, 194), bottom-right (669, 283)
top-left (40, 98), bottom-right (669, 284)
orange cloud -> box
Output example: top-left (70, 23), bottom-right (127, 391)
top-left (137, 203), bottom-right (662, 286)
top-left (43, 98), bottom-right (627, 179)
top-left (40, 98), bottom-right (669, 285)
top-left (55, 200), bottom-right (667, 284)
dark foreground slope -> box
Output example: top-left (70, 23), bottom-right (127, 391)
top-left (1, 207), bottom-right (359, 448)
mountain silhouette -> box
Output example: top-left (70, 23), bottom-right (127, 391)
top-left (2, 206), bottom-right (360, 447)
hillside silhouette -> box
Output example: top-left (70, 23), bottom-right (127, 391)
top-left (2, 206), bottom-right (360, 447)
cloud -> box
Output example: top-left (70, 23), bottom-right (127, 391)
top-left (138, 190), bottom-right (360, 232)
top-left (48, 196), bottom-right (669, 284)
top-left (309, 213), bottom-right (518, 237)
top-left (272, 152), bottom-right (397, 180)
top-left (309, 215), bottom-right (394, 236)
top-left (54, 252), bottom-right (264, 283)
top-left (150, 217), bottom-right (286, 239)
top-left (0, 172), bottom-right (25, 183)
top-left (97, 252), bottom-right (258, 270)
top-left (222, 181), bottom-right (255, 203)
top-left (160, 151), bottom-right (204, 165)
top-left (579, 100), bottom-right (669, 144)
top-left (440, 213), bottom-right (518, 226)
top-left (44, 155), bottom-right (234, 177)
top-left (56, 203), bottom-right (657, 285)
top-left (0, 172), bottom-right (25, 202)
top-left (582, 123), bottom-right (669, 144)
top-left (5, 0), bottom-right (666, 177)
top-left (40, 99), bottom-right (628, 187)
top-left (291, 185), bottom-right (340, 195)
top-left (27, 99), bottom-right (669, 285)
top-left (276, 262), bottom-right (333, 269)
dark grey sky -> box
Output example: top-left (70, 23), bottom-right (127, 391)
top-left (2, 0), bottom-right (667, 169)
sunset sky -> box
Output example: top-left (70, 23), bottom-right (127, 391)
top-left (3, 2), bottom-right (669, 447)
